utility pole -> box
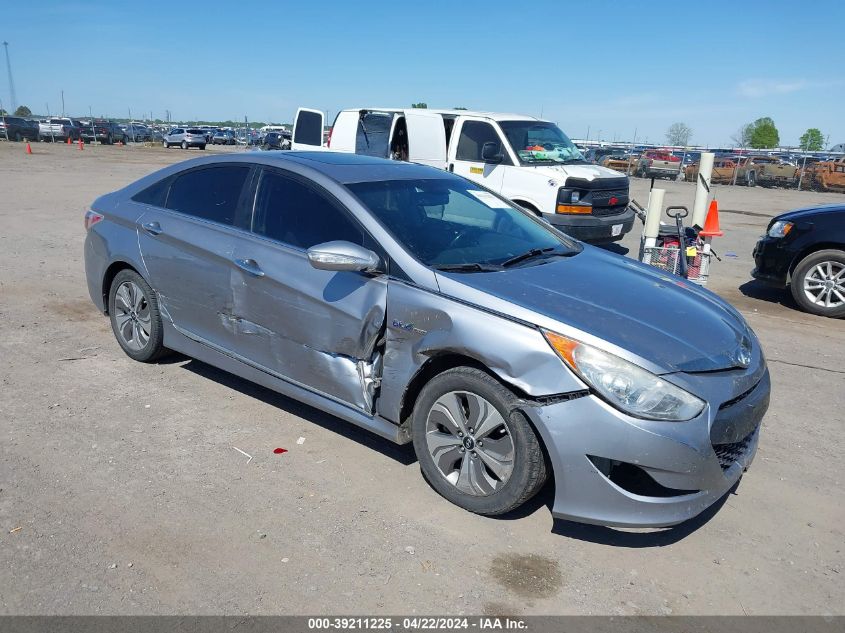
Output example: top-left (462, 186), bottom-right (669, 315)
top-left (61, 90), bottom-right (65, 117)
top-left (3, 42), bottom-right (16, 113)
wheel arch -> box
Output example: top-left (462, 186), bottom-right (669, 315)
top-left (101, 260), bottom-right (145, 314)
top-left (788, 242), bottom-right (845, 279)
top-left (510, 199), bottom-right (542, 216)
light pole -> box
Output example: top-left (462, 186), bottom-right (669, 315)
top-left (3, 41), bottom-right (16, 113)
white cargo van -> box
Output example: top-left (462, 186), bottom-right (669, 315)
top-left (291, 107), bottom-right (635, 242)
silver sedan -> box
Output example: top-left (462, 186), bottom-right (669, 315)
top-left (83, 152), bottom-right (769, 527)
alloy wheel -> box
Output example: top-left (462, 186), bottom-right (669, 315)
top-left (425, 391), bottom-right (515, 496)
top-left (113, 280), bottom-right (152, 351)
top-left (803, 261), bottom-right (845, 308)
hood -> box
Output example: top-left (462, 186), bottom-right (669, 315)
top-left (436, 247), bottom-right (751, 374)
top-left (775, 203), bottom-right (845, 223)
top-left (525, 163), bottom-right (625, 182)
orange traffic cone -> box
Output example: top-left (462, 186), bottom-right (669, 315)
top-left (699, 199), bottom-right (723, 237)
top-left (78, 137), bottom-right (84, 150)
top-left (25, 142), bottom-right (32, 154)
top-left (67, 136), bottom-right (72, 145)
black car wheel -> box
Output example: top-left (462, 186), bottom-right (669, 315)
top-left (108, 269), bottom-right (169, 362)
top-left (790, 249), bottom-right (845, 318)
top-left (412, 367), bottom-right (547, 515)
top-left (747, 171), bottom-right (757, 187)
top-left (14, 131), bottom-right (21, 142)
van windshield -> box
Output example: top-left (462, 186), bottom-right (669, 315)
top-left (346, 178), bottom-right (581, 271)
top-left (499, 121), bottom-right (586, 165)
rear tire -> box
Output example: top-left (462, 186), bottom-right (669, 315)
top-left (790, 250), bottom-right (845, 318)
top-left (181, 141), bottom-right (187, 149)
top-left (108, 269), bottom-right (170, 362)
top-left (411, 367), bottom-right (547, 516)
top-left (199, 144), bottom-right (206, 150)
top-left (747, 171), bottom-right (757, 187)
top-left (14, 131), bottom-right (21, 142)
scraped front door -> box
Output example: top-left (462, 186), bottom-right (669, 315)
top-left (230, 167), bottom-right (387, 412)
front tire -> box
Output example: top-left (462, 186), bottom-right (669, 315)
top-left (790, 250), bottom-right (845, 318)
top-left (108, 270), bottom-right (169, 362)
top-left (411, 367), bottom-right (547, 516)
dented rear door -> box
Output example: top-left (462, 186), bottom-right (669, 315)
top-left (228, 168), bottom-right (388, 412)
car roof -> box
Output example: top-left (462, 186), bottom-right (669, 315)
top-left (279, 151), bottom-right (456, 183)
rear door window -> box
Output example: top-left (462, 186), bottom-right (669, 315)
top-left (164, 165), bottom-right (250, 226)
top-left (251, 169), bottom-right (363, 250)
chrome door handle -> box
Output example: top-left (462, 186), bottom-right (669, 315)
top-left (233, 258), bottom-right (264, 277)
top-left (141, 221), bottom-right (162, 235)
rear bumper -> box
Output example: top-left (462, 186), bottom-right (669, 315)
top-left (546, 207), bottom-right (636, 243)
top-left (521, 366), bottom-right (769, 528)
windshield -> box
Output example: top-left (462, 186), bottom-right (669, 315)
top-left (499, 121), bottom-right (585, 165)
top-left (346, 178), bottom-right (581, 270)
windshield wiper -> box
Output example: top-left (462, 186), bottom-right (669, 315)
top-left (501, 246), bottom-right (568, 268)
top-left (434, 262), bottom-right (503, 273)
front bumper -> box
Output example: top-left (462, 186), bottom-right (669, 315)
top-left (521, 363), bottom-right (770, 527)
top-left (546, 206), bottom-right (636, 243)
top-left (751, 235), bottom-right (793, 287)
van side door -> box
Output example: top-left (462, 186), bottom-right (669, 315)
top-left (291, 108), bottom-right (326, 150)
top-left (404, 109), bottom-right (448, 169)
top-left (448, 117), bottom-right (510, 192)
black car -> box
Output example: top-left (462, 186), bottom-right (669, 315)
top-left (0, 116), bottom-right (40, 142)
top-left (79, 119), bottom-right (128, 145)
top-left (752, 204), bottom-right (845, 317)
top-left (261, 131), bottom-right (290, 150)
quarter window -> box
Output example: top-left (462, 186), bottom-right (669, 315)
top-left (164, 165), bottom-right (249, 226)
top-left (455, 121), bottom-right (507, 162)
top-left (252, 170), bottom-right (363, 249)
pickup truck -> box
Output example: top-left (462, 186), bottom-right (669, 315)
top-left (801, 158), bottom-right (845, 192)
top-left (683, 158), bottom-right (737, 184)
top-left (38, 118), bottom-right (82, 142)
top-left (636, 150), bottom-right (682, 179)
top-left (292, 107), bottom-right (635, 243)
top-left (735, 156), bottom-right (797, 187)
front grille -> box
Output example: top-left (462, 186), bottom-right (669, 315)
top-left (713, 427), bottom-right (758, 470)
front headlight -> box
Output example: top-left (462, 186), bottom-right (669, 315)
top-left (544, 331), bottom-right (705, 421)
top-left (767, 220), bottom-right (793, 238)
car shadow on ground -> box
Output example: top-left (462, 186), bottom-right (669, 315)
top-left (178, 358), bottom-right (417, 466)
top-left (738, 279), bottom-right (800, 311)
top-left (548, 481), bottom-right (739, 547)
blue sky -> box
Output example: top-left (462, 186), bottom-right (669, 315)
top-left (4, 0), bottom-right (844, 147)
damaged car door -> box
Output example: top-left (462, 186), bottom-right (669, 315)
top-left (136, 164), bottom-right (253, 346)
top-left (229, 167), bottom-right (388, 412)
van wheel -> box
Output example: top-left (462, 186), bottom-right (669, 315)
top-left (108, 270), bottom-right (170, 362)
top-left (411, 367), bottom-right (547, 515)
top-left (790, 250), bottom-right (845, 318)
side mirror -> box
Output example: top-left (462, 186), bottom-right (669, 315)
top-left (306, 241), bottom-right (381, 273)
top-left (481, 142), bottom-right (504, 164)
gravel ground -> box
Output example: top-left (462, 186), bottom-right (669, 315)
top-left (1, 141), bottom-right (843, 616)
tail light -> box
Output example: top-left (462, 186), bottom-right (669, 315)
top-left (84, 210), bottom-right (104, 230)
top-left (327, 127), bottom-right (333, 147)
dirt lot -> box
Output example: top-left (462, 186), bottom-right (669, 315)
top-left (1, 142), bottom-right (843, 616)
